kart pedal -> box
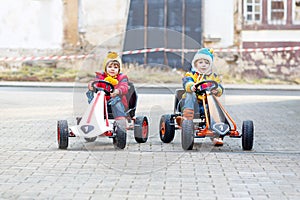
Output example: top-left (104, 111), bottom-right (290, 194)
top-left (229, 130), bottom-right (241, 138)
top-left (104, 131), bottom-right (113, 137)
top-left (196, 132), bottom-right (206, 137)
top-left (69, 131), bottom-right (76, 137)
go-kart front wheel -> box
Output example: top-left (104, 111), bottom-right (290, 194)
top-left (181, 120), bottom-right (194, 150)
top-left (113, 124), bottom-right (127, 149)
top-left (159, 114), bottom-right (175, 143)
top-left (134, 116), bottom-right (149, 143)
top-left (242, 120), bottom-right (254, 150)
top-left (57, 120), bottom-right (69, 149)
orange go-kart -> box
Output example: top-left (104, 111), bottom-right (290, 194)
top-left (159, 80), bottom-right (254, 150)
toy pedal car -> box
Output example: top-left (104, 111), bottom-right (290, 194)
top-left (57, 80), bottom-right (149, 150)
top-left (159, 80), bottom-right (254, 150)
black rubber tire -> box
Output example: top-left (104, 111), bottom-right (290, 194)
top-left (134, 116), bottom-right (149, 143)
top-left (57, 120), bottom-right (69, 149)
top-left (113, 124), bottom-right (127, 149)
top-left (84, 137), bottom-right (97, 142)
top-left (181, 120), bottom-right (194, 150)
top-left (242, 120), bottom-right (254, 150)
top-left (159, 114), bottom-right (175, 143)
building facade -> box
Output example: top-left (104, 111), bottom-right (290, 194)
top-left (0, 0), bottom-right (299, 82)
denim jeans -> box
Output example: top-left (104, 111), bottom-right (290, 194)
top-left (86, 91), bottom-right (126, 118)
top-left (86, 90), bottom-right (94, 104)
top-left (108, 96), bottom-right (126, 118)
top-left (183, 92), bottom-right (205, 115)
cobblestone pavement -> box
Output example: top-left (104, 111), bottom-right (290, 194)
top-left (0, 88), bottom-right (300, 200)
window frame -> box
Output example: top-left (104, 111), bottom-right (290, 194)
top-left (243, 0), bottom-right (263, 24)
top-left (242, 0), bottom-right (300, 30)
top-left (267, 0), bottom-right (287, 25)
top-left (292, 0), bottom-right (300, 24)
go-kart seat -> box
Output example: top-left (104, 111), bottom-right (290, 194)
top-left (107, 81), bottom-right (137, 119)
top-left (125, 82), bottom-right (137, 118)
top-left (174, 89), bottom-right (185, 113)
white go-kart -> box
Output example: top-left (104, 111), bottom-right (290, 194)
top-left (57, 80), bottom-right (149, 149)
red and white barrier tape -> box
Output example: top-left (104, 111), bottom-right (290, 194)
top-left (0, 54), bottom-right (93, 62)
top-left (1, 46), bottom-right (300, 62)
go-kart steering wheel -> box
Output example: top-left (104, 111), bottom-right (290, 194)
top-left (194, 80), bottom-right (218, 95)
top-left (91, 80), bottom-right (114, 96)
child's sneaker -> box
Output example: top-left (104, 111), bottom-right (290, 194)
top-left (213, 138), bottom-right (224, 146)
top-left (176, 116), bottom-right (183, 126)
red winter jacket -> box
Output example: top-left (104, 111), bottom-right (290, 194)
top-left (92, 72), bottom-right (129, 109)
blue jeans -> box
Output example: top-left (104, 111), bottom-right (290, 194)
top-left (183, 92), bottom-right (205, 115)
top-left (108, 96), bottom-right (126, 118)
top-left (86, 90), bottom-right (126, 118)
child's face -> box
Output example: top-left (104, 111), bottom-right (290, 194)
top-left (106, 61), bottom-right (120, 76)
top-left (194, 59), bottom-right (211, 74)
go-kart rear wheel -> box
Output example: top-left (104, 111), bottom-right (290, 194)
top-left (84, 137), bottom-right (97, 142)
top-left (181, 120), bottom-right (194, 150)
top-left (159, 114), bottom-right (175, 143)
top-left (134, 116), bottom-right (149, 143)
top-left (242, 120), bottom-right (254, 150)
top-left (57, 120), bottom-right (69, 149)
top-left (113, 124), bottom-right (127, 149)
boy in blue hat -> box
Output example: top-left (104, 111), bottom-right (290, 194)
top-left (180, 48), bottom-right (224, 145)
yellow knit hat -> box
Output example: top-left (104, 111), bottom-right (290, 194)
top-left (102, 52), bottom-right (122, 73)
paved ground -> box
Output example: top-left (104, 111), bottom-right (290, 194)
top-left (0, 85), bottom-right (300, 200)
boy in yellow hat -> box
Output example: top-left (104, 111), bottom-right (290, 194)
top-left (87, 51), bottom-right (129, 130)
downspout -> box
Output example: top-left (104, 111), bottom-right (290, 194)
top-left (200, 0), bottom-right (203, 47)
top-left (121, 0), bottom-right (131, 53)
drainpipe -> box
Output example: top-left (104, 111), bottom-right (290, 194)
top-left (144, 0), bottom-right (148, 65)
top-left (200, 0), bottom-right (203, 47)
top-left (164, 0), bottom-right (168, 66)
top-left (181, 0), bottom-right (186, 67)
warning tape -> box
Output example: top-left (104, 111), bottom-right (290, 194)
top-left (1, 46), bottom-right (300, 62)
top-left (0, 54), bottom-right (93, 62)
top-left (214, 46), bottom-right (300, 53)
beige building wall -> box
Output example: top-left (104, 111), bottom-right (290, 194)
top-left (79, 0), bottom-right (130, 51)
top-left (63, 0), bottom-right (79, 47)
top-left (0, 0), bottom-right (63, 50)
top-left (0, 0), bottom-right (130, 54)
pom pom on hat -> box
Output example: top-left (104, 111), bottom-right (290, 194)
top-left (107, 52), bottom-right (119, 59)
top-left (103, 51), bottom-right (122, 73)
top-left (191, 48), bottom-right (214, 71)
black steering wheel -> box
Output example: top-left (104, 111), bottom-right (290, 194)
top-left (91, 80), bottom-right (114, 96)
top-left (194, 80), bottom-right (218, 95)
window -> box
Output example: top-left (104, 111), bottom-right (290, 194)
top-left (268, 0), bottom-right (287, 24)
top-left (244, 0), bottom-right (262, 24)
top-left (293, 0), bottom-right (300, 24)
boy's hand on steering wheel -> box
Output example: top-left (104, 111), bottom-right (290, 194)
top-left (110, 89), bottom-right (119, 97)
top-left (191, 84), bottom-right (196, 92)
top-left (88, 81), bottom-right (94, 91)
top-left (211, 89), bottom-right (218, 95)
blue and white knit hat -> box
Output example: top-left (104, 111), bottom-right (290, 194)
top-left (191, 48), bottom-right (214, 71)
